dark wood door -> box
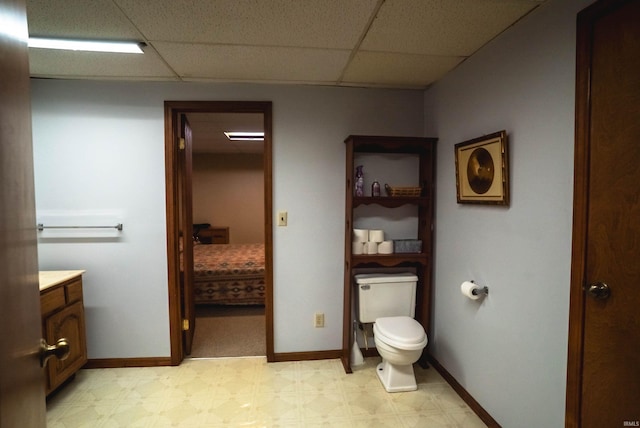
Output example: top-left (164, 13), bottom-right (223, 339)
top-left (0, 0), bottom-right (47, 426)
top-left (179, 114), bottom-right (196, 355)
top-left (567, 0), bottom-right (640, 426)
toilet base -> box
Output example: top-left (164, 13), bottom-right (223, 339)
top-left (376, 360), bottom-right (418, 392)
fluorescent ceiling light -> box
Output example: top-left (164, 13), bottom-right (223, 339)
top-left (28, 37), bottom-right (145, 54)
top-left (224, 132), bottom-right (264, 141)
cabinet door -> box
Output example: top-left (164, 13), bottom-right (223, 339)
top-left (44, 301), bottom-right (87, 393)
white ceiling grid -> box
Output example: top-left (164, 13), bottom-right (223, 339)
top-left (27, 0), bottom-right (546, 89)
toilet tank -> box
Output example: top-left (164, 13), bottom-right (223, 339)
top-left (355, 273), bottom-right (418, 323)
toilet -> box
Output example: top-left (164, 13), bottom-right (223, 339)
top-left (355, 273), bottom-right (428, 392)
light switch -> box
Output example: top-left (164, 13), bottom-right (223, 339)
top-left (278, 211), bottom-right (287, 226)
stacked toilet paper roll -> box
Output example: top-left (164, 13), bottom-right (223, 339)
top-left (352, 229), bottom-right (368, 254)
top-left (368, 229), bottom-right (384, 243)
top-left (352, 228), bottom-right (389, 255)
top-left (377, 240), bottom-right (394, 254)
top-left (353, 229), bottom-right (369, 242)
top-left (364, 241), bottom-right (378, 254)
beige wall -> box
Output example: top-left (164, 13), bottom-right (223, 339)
top-left (192, 153), bottom-right (264, 244)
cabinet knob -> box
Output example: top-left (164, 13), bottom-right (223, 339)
top-left (40, 338), bottom-right (70, 368)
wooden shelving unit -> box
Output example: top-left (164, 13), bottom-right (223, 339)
top-left (342, 135), bottom-right (437, 374)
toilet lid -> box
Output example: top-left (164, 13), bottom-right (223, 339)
top-left (374, 316), bottom-right (427, 350)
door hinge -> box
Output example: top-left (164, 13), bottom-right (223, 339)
top-left (182, 319), bottom-right (189, 331)
top-left (179, 138), bottom-right (185, 150)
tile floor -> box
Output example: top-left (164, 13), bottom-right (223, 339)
top-left (46, 357), bottom-right (486, 428)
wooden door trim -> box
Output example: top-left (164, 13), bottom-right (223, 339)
top-left (179, 115), bottom-right (195, 354)
top-left (164, 101), bottom-right (274, 365)
top-left (565, 1), bottom-right (629, 425)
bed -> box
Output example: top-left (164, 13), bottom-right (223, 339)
top-left (192, 243), bottom-right (266, 305)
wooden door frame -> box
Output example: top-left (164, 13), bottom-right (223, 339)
top-left (565, 0), bottom-right (628, 425)
top-left (178, 114), bottom-right (195, 355)
top-left (164, 101), bottom-right (274, 364)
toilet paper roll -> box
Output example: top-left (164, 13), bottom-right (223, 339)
top-left (352, 241), bottom-right (365, 255)
top-left (368, 229), bottom-right (384, 243)
top-left (377, 240), bottom-right (394, 254)
top-left (461, 281), bottom-right (481, 300)
top-left (365, 241), bottom-right (378, 254)
top-left (353, 229), bottom-right (369, 242)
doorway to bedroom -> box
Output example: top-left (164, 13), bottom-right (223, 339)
top-left (189, 111), bottom-right (266, 358)
top-left (164, 101), bottom-right (273, 364)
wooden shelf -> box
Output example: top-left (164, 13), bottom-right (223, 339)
top-left (351, 253), bottom-right (429, 267)
top-left (353, 196), bottom-right (428, 208)
top-left (342, 135), bottom-right (437, 374)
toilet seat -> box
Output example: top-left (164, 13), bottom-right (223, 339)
top-left (374, 316), bottom-right (427, 351)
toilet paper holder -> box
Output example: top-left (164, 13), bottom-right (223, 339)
top-left (470, 280), bottom-right (489, 296)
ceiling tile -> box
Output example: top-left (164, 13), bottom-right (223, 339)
top-left (154, 42), bottom-right (351, 83)
top-left (28, 48), bottom-right (177, 80)
top-left (361, 0), bottom-right (541, 56)
top-left (27, 0), bottom-right (142, 39)
top-left (342, 51), bottom-right (465, 88)
top-left (115, 0), bottom-right (379, 49)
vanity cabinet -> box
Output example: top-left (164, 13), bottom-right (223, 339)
top-left (342, 135), bottom-right (437, 373)
top-left (40, 271), bottom-right (88, 395)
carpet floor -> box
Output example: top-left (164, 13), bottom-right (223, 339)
top-left (190, 305), bottom-right (266, 358)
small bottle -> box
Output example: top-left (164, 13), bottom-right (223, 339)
top-left (371, 180), bottom-right (380, 197)
top-left (355, 165), bottom-right (364, 196)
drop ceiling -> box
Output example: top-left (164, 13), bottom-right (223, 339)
top-left (26, 0), bottom-right (546, 89)
top-left (26, 0), bottom-right (546, 154)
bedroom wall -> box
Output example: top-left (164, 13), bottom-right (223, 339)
top-left (192, 153), bottom-right (264, 244)
top-left (423, 0), bottom-right (594, 426)
top-left (31, 80), bottom-right (424, 358)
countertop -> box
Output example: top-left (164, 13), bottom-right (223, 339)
top-left (39, 270), bottom-right (85, 292)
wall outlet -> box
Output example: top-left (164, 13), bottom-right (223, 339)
top-left (314, 312), bottom-right (324, 328)
top-left (277, 211), bottom-right (287, 226)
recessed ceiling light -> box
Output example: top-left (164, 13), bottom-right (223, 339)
top-left (224, 132), bottom-right (264, 141)
top-left (28, 37), bottom-right (145, 54)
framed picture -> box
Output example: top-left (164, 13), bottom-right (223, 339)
top-left (454, 130), bottom-right (509, 205)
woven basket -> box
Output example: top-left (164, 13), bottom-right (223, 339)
top-left (385, 184), bottom-right (422, 197)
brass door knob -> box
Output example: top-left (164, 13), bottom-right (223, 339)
top-left (585, 282), bottom-right (611, 300)
top-left (40, 338), bottom-right (70, 368)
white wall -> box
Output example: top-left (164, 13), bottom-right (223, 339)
top-left (424, 0), bottom-right (593, 426)
top-left (31, 80), bottom-right (424, 358)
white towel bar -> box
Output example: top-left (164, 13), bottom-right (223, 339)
top-left (37, 223), bottom-right (123, 231)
